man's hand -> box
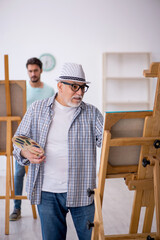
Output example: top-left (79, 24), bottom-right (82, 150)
top-left (21, 147), bottom-right (45, 164)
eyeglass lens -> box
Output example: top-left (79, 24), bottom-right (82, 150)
top-left (71, 84), bottom-right (88, 92)
top-left (61, 82), bottom-right (89, 93)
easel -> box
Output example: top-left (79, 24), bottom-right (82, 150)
top-left (88, 62), bottom-right (160, 240)
top-left (0, 55), bottom-right (37, 235)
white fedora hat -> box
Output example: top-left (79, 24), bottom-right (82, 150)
top-left (56, 62), bottom-right (90, 84)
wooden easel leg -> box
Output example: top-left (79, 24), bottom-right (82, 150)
top-left (10, 155), bottom-right (15, 198)
top-left (5, 154), bottom-right (10, 235)
top-left (24, 166), bottom-right (37, 219)
top-left (143, 191), bottom-right (154, 233)
top-left (98, 131), bottom-right (111, 204)
top-left (31, 205), bottom-right (37, 219)
top-left (129, 190), bottom-right (143, 233)
top-left (5, 119), bottom-right (12, 235)
top-left (153, 160), bottom-right (160, 238)
top-left (91, 189), bottom-right (105, 240)
top-left (91, 131), bottom-right (110, 240)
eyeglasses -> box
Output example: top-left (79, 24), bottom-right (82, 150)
top-left (61, 81), bottom-right (89, 93)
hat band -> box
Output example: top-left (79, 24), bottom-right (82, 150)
top-left (59, 76), bottom-right (85, 82)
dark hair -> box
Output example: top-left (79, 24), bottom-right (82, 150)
top-left (26, 57), bottom-right (42, 69)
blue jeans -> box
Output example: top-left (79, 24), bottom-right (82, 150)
top-left (14, 160), bottom-right (25, 210)
top-left (37, 192), bottom-right (95, 240)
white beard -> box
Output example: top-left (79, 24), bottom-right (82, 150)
top-left (66, 95), bottom-right (83, 107)
top-left (67, 101), bottom-right (81, 107)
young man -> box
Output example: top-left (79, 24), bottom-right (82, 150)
top-left (10, 58), bottom-right (55, 221)
top-left (12, 63), bottom-right (103, 240)
top-left (26, 58), bottom-right (55, 108)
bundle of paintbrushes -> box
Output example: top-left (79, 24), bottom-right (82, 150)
top-left (12, 136), bottom-right (44, 156)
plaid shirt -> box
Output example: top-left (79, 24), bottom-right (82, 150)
top-left (13, 95), bottom-right (103, 207)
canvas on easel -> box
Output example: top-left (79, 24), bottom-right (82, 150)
top-left (0, 80), bottom-right (26, 152)
top-left (87, 62), bottom-right (160, 240)
top-left (0, 55), bottom-right (37, 235)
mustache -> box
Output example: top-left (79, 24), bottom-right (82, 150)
top-left (71, 95), bottom-right (83, 100)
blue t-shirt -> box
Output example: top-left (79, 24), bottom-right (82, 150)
top-left (27, 81), bottom-right (55, 109)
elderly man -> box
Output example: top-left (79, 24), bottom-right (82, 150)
top-left (13, 62), bottom-right (103, 240)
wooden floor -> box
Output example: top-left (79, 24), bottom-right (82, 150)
top-left (0, 176), bottom-right (156, 240)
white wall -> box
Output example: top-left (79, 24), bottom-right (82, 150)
top-left (1, 0), bottom-right (160, 108)
top-left (0, 0), bottom-right (160, 175)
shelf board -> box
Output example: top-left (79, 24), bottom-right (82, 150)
top-left (103, 52), bottom-right (151, 55)
top-left (106, 101), bottom-right (150, 105)
top-left (104, 77), bottom-right (150, 80)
